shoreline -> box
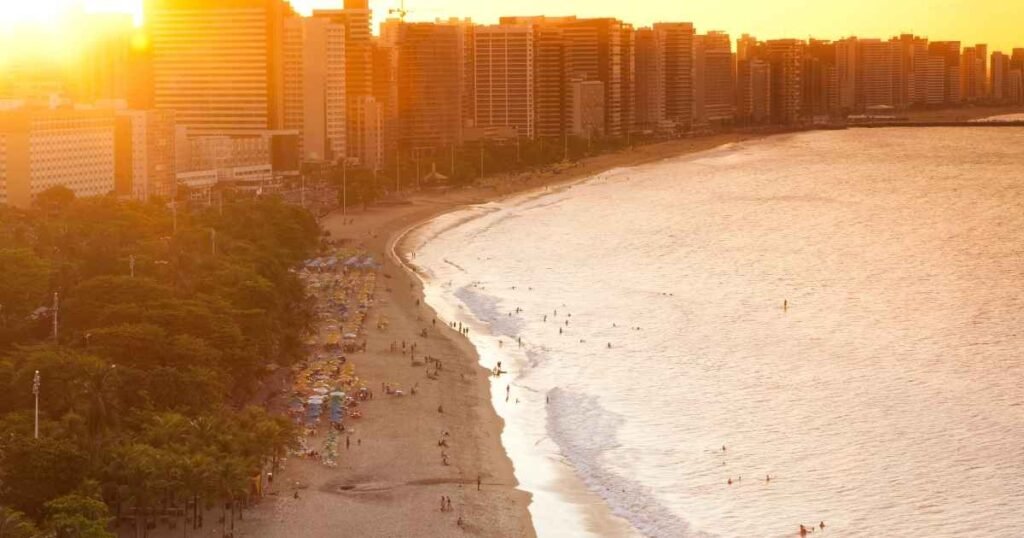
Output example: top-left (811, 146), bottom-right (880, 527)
top-left (237, 116), bottom-right (1024, 536)
top-left (234, 131), bottom-right (777, 537)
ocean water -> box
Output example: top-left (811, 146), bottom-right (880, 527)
top-left (402, 128), bottom-right (1024, 538)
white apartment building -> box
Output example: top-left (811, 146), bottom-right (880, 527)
top-left (0, 108), bottom-right (116, 208)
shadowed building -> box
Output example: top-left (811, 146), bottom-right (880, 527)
top-left (654, 22), bottom-right (695, 130)
top-left (381, 21), bottom-right (464, 152)
top-left (695, 31), bottom-right (736, 124)
top-left (766, 39), bottom-right (805, 124)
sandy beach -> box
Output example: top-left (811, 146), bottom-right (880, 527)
top-left (230, 133), bottom-right (763, 538)
top-left (234, 109), bottom-right (1024, 536)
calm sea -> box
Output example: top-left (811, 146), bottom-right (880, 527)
top-left (404, 128), bottom-right (1024, 537)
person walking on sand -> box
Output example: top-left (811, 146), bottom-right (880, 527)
top-left (477, 474), bottom-right (482, 491)
top-left (440, 496), bottom-right (446, 512)
top-left (506, 385), bottom-right (511, 402)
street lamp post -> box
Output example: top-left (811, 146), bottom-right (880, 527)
top-left (33, 370), bottom-right (40, 439)
top-left (342, 160), bottom-right (348, 215)
top-left (129, 255), bottom-right (135, 279)
top-left (51, 292), bottom-right (59, 342)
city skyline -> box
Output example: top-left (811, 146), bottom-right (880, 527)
top-left (1, 0), bottom-right (1022, 54)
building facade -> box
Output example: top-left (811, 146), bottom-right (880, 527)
top-left (148, 0), bottom-right (292, 135)
top-left (0, 108), bottom-right (116, 207)
top-left (472, 25), bottom-right (536, 139)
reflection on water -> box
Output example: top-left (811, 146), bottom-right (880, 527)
top-left (409, 128), bottom-right (1024, 537)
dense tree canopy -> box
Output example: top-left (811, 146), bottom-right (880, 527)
top-left (0, 192), bottom-right (315, 534)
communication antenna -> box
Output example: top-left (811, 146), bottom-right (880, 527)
top-left (388, 0), bottom-right (408, 20)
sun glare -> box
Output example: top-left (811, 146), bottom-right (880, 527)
top-left (0, 0), bottom-right (143, 29)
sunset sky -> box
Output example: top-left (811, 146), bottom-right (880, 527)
top-left (354, 0), bottom-right (1021, 52)
top-left (1, 0), bottom-right (1022, 52)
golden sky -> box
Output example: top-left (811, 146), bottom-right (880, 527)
top-left (1, 0), bottom-right (1022, 53)
top-left (341, 0), bottom-right (1024, 52)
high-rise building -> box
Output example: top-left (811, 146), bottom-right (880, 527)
top-left (835, 37), bottom-right (858, 112)
top-left (975, 44), bottom-right (988, 97)
top-left (114, 108), bottom-right (177, 200)
top-left (1006, 49), bottom-right (1024, 105)
top-left (694, 31), bottom-right (736, 123)
top-left (923, 55), bottom-right (947, 105)
top-left (960, 44), bottom-right (988, 101)
top-left (501, 16), bottom-right (634, 138)
top-left (735, 34), bottom-right (770, 124)
top-left (736, 34), bottom-right (761, 62)
top-left (804, 39), bottom-right (838, 118)
top-left (314, 1), bottom-right (373, 163)
top-left (471, 25), bottom-right (535, 139)
top-left (147, 0), bottom-right (292, 135)
top-left (858, 39), bottom-right (896, 109)
top-left (560, 18), bottom-right (635, 137)
top-left (370, 39), bottom-right (398, 159)
top-left (384, 21), bottom-right (464, 152)
top-left (283, 15), bottom-right (347, 163)
top-left (74, 14), bottom-right (138, 104)
top-left (653, 23), bottom-right (695, 130)
top-left (891, 35), bottom-right (930, 107)
top-left (930, 41), bottom-right (962, 104)
top-left (766, 39), bottom-right (804, 124)
top-left (990, 51), bottom-right (1009, 102)
top-left (570, 80), bottom-right (605, 138)
top-left (0, 107), bottom-right (116, 208)
top-left (531, 24), bottom-right (569, 141)
top-left (634, 27), bottom-right (665, 131)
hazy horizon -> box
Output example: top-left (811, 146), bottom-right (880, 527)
top-left (2, 0), bottom-right (1022, 53)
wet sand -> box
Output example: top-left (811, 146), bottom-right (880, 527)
top-left (235, 134), bottom-right (759, 537)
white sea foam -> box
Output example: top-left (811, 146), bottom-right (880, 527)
top-left (407, 128), bottom-right (1024, 537)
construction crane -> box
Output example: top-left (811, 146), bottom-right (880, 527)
top-left (388, 0), bottom-right (408, 20)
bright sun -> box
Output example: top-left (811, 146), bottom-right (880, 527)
top-left (0, 0), bottom-right (143, 28)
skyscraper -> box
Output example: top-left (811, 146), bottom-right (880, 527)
top-left (114, 108), bottom-right (177, 200)
top-left (929, 41), bottom-right (962, 104)
top-left (560, 18), bottom-right (635, 138)
top-left (891, 34), bottom-right (930, 107)
top-left (384, 21), bottom-right (464, 151)
top-left (858, 39), bottom-right (896, 108)
top-left (147, 0), bottom-right (292, 135)
top-left (634, 27), bottom-right (665, 131)
top-left (335, 1), bottom-right (374, 162)
top-left (990, 51), bottom-right (1009, 102)
top-left (694, 31), bottom-right (736, 124)
top-left (735, 34), bottom-right (770, 124)
top-left (471, 25), bottom-right (535, 139)
top-left (653, 23), bottom-right (695, 130)
top-left (766, 39), bottom-right (804, 124)
top-left (835, 37), bottom-right (858, 112)
top-left (804, 39), bottom-right (838, 118)
top-left (282, 14), bottom-right (346, 163)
